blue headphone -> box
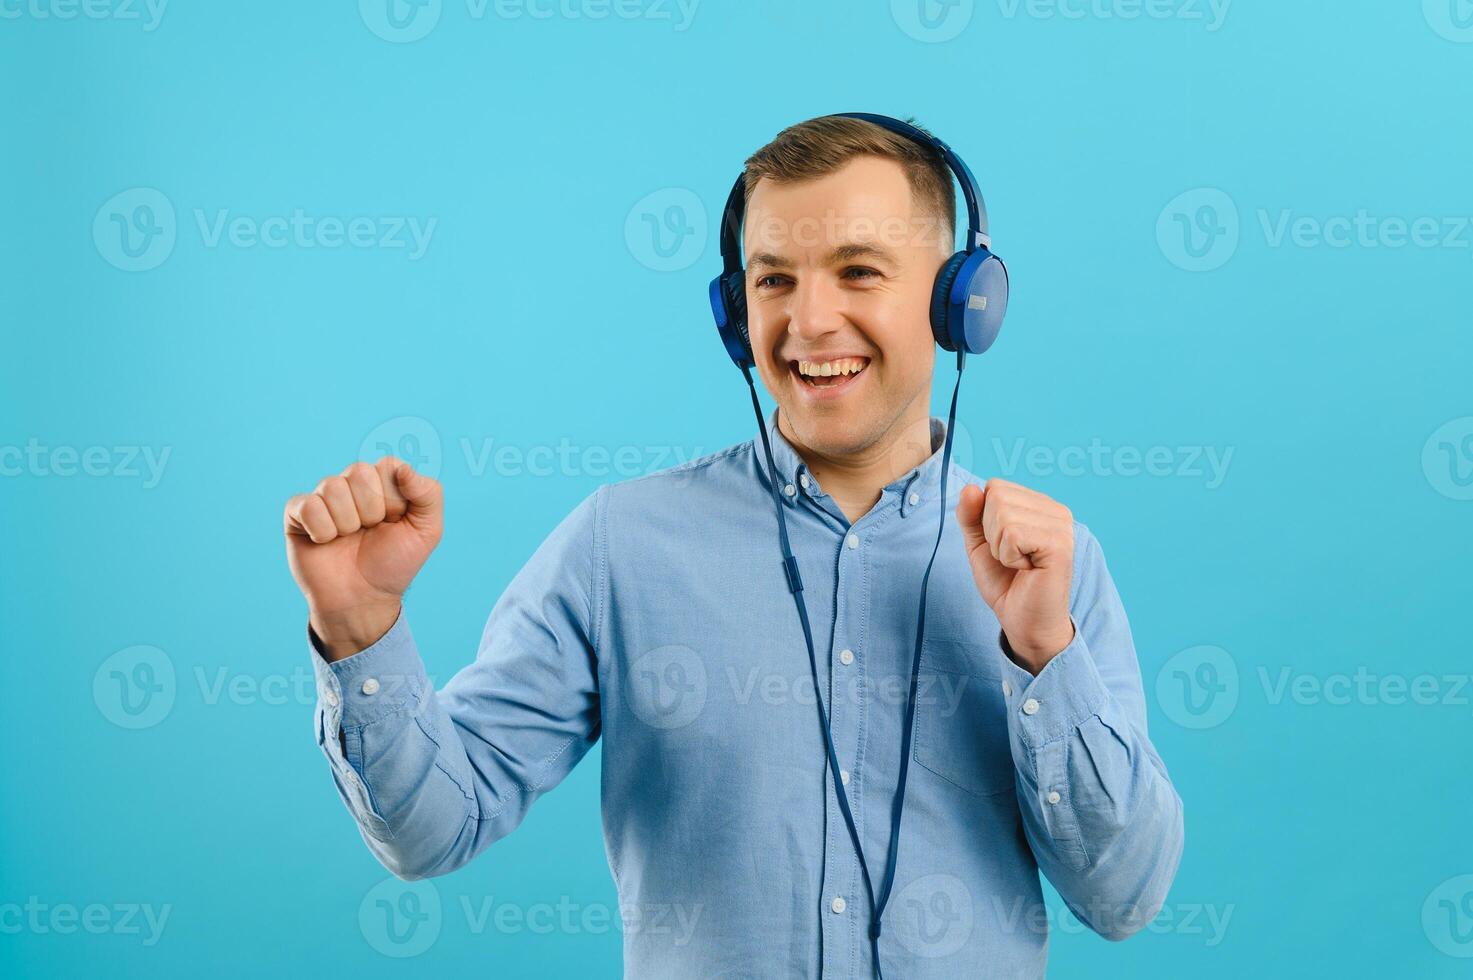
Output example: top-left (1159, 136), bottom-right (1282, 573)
top-left (711, 114), bottom-right (1009, 979)
top-left (708, 111), bottom-right (1009, 366)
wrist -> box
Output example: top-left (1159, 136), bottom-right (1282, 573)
top-left (309, 599), bottom-right (401, 662)
top-left (1001, 620), bottom-right (1075, 675)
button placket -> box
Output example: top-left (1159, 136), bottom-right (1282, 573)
top-left (820, 514), bottom-right (870, 977)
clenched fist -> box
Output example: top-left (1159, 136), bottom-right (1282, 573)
top-left (284, 457), bottom-right (443, 661)
top-left (955, 478), bottom-right (1076, 674)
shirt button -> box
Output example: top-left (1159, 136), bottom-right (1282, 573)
top-left (783, 483), bottom-right (796, 497)
top-left (1046, 790), bottom-right (1062, 805)
top-left (839, 649), bottom-right (855, 666)
top-left (840, 769), bottom-right (850, 786)
top-left (1022, 698), bottom-right (1041, 716)
top-left (344, 768), bottom-right (359, 785)
top-left (361, 678), bottom-right (380, 696)
top-left (1002, 679), bottom-right (1012, 697)
top-left (800, 474), bottom-right (810, 489)
top-left (845, 534), bottom-right (859, 550)
top-left (908, 492), bottom-right (920, 506)
top-left (831, 896), bottom-right (847, 914)
top-left (323, 688), bottom-right (340, 707)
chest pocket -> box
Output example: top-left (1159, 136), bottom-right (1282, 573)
top-left (911, 637), bottom-right (1016, 798)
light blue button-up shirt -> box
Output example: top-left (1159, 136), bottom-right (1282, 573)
top-left (310, 410), bottom-right (1184, 978)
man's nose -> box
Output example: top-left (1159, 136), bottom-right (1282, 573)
top-left (787, 276), bottom-right (846, 342)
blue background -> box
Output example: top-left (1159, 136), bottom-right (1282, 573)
top-left (3, 1), bottom-right (1471, 976)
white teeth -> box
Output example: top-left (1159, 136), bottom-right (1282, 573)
top-left (798, 358), bottom-right (868, 378)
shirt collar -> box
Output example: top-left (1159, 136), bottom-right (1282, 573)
top-left (762, 408), bottom-right (951, 516)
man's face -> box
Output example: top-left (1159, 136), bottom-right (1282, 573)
top-left (743, 155), bottom-right (950, 463)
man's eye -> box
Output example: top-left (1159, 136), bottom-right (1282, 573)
top-left (755, 274), bottom-right (787, 289)
top-left (842, 267), bottom-right (879, 280)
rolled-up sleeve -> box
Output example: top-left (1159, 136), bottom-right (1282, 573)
top-left (997, 524), bottom-right (1185, 941)
top-left (308, 487), bottom-right (606, 880)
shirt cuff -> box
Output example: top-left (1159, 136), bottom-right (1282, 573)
top-left (308, 610), bottom-right (430, 728)
top-left (997, 619), bottom-right (1110, 750)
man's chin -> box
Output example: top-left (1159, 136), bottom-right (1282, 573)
top-left (779, 407), bottom-right (878, 460)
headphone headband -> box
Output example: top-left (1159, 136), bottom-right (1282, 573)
top-left (718, 112), bottom-right (991, 275)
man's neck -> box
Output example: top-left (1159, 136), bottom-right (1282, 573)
top-left (778, 405), bottom-right (937, 524)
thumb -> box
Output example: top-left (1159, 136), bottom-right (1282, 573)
top-left (956, 483), bottom-right (1011, 608)
top-left (394, 461), bottom-right (443, 523)
top-left (956, 483), bottom-right (987, 552)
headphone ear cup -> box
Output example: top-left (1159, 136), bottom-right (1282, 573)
top-left (710, 271), bottom-right (752, 366)
top-left (723, 271), bottom-right (751, 356)
top-left (929, 251), bottom-right (971, 351)
top-left (932, 249), bottom-right (1009, 355)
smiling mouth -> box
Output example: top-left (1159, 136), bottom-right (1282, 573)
top-left (791, 356), bottom-right (870, 391)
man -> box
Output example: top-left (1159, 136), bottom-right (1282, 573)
top-left (284, 114), bottom-right (1184, 978)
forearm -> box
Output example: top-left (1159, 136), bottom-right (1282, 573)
top-left (311, 612), bottom-right (508, 879)
top-left (1001, 631), bottom-right (1185, 939)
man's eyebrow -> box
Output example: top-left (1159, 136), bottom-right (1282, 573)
top-left (747, 251), bottom-right (790, 272)
top-left (827, 242), bottom-right (897, 265)
top-left (746, 242), bottom-right (899, 271)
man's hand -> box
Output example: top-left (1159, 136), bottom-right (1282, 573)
top-left (283, 457), bottom-right (443, 661)
top-left (956, 478), bottom-right (1075, 674)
